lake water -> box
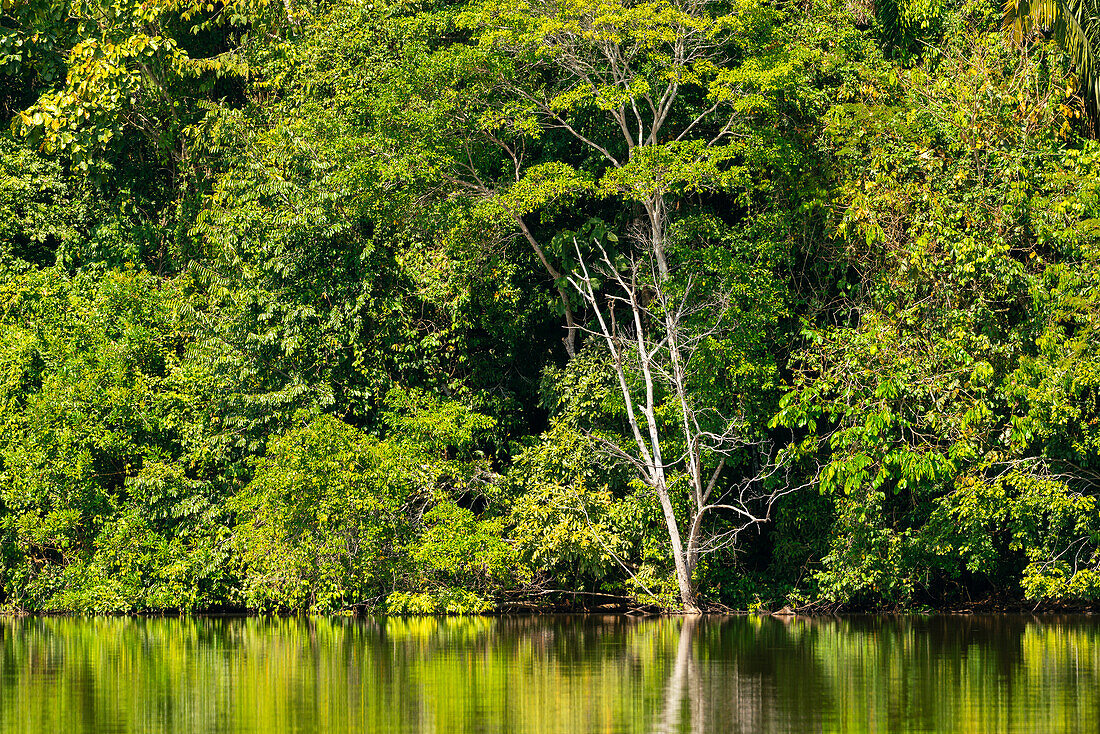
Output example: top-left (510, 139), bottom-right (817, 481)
top-left (1, 614), bottom-right (1096, 733)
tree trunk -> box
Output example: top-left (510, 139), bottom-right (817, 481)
top-left (645, 196), bottom-right (671, 280)
top-left (656, 483), bottom-right (699, 612)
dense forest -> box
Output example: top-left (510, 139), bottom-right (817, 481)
top-left (1, 0), bottom-right (1099, 614)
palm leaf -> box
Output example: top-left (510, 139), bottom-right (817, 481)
top-left (1004, 0), bottom-right (1100, 119)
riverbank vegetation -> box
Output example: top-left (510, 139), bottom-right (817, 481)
top-left (2, 0), bottom-right (1099, 613)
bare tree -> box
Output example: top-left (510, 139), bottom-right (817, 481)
top-left (408, 0), bottom-right (793, 608)
top-left (565, 239), bottom-right (799, 612)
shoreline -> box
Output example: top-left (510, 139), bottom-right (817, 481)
top-left (3, 604), bottom-right (1097, 619)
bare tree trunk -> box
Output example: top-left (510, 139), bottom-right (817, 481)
top-left (655, 480), bottom-right (699, 612)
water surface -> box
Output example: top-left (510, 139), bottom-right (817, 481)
top-left (1, 614), bottom-right (1097, 733)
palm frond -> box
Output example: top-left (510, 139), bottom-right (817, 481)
top-left (1005, 0), bottom-right (1100, 118)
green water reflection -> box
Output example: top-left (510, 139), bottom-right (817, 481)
top-left (0, 614), bottom-right (1096, 733)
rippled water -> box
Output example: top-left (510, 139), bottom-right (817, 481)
top-left (1, 614), bottom-right (1097, 733)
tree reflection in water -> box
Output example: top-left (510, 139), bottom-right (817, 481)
top-left (654, 614), bottom-right (821, 734)
top-left (0, 614), bottom-right (1096, 733)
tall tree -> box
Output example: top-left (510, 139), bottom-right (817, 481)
top-left (389, 0), bottom-right (793, 356)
